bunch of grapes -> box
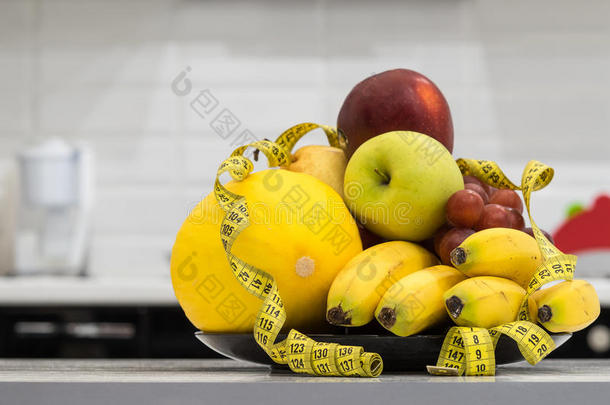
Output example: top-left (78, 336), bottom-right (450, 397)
top-left (434, 175), bottom-right (552, 265)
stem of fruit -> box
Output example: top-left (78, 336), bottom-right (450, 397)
top-left (445, 296), bottom-right (464, 319)
top-left (538, 305), bottom-right (552, 322)
top-left (450, 247), bottom-right (467, 266)
top-left (327, 306), bottom-right (351, 326)
top-left (377, 307), bottom-right (397, 329)
top-left (374, 168), bottom-right (390, 184)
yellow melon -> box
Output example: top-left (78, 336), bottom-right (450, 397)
top-left (170, 169), bottom-right (362, 333)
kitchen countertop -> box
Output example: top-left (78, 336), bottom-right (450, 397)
top-left (0, 359), bottom-right (609, 405)
top-left (0, 276), bottom-right (177, 306)
top-left (0, 276), bottom-right (609, 307)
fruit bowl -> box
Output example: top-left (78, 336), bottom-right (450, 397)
top-left (195, 331), bottom-right (571, 372)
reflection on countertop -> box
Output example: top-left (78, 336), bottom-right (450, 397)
top-left (0, 358), bottom-right (609, 383)
top-left (1, 359), bottom-right (610, 405)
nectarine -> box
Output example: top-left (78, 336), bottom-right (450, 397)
top-left (338, 69), bottom-right (453, 157)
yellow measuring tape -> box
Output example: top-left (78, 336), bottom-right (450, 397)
top-left (214, 123), bottom-right (382, 377)
top-left (427, 159), bottom-right (577, 376)
top-left (213, 123), bottom-right (574, 377)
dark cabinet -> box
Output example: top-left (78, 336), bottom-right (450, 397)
top-left (0, 306), bottom-right (223, 359)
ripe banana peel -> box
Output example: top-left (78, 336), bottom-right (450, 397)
top-left (450, 227), bottom-right (543, 288)
top-left (326, 241), bottom-right (439, 326)
top-left (443, 276), bottom-right (537, 329)
top-left (375, 265), bottom-right (466, 336)
top-left (532, 280), bottom-right (600, 333)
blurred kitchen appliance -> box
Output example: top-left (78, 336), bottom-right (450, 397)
top-left (14, 138), bottom-right (93, 276)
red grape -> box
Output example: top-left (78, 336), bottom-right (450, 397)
top-left (439, 228), bottom-right (475, 265)
top-left (475, 204), bottom-right (513, 230)
top-left (433, 224), bottom-right (453, 257)
top-left (357, 220), bottom-right (384, 249)
top-left (463, 175), bottom-right (491, 195)
top-left (463, 175), bottom-right (482, 187)
top-left (489, 189), bottom-right (523, 214)
top-left (523, 227), bottom-right (554, 244)
top-left (446, 189), bottom-right (484, 228)
top-left (507, 207), bottom-right (525, 230)
top-left (464, 183), bottom-right (489, 204)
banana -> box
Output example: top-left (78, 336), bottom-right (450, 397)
top-left (326, 241), bottom-right (439, 326)
top-left (443, 276), bottom-right (537, 329)
top-left (450, 227), bottom-right (543, 288)
top-left (532, 280), bottom-right (600, 333)
top-left (375, 265), bottom-right (466, 336)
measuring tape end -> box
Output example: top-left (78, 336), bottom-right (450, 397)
top-left (427, 365), bottom-right (461, 376)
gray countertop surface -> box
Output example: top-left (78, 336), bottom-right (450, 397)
top-left (1, 359), bottom-right (610, 405)
top-left (0, 276), bottom-right (177, 306)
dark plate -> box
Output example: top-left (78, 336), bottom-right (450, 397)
top-left (195, 331), bottom-right (571, 372)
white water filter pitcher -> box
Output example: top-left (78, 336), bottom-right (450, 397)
top-left (15, 138), bottom-right (92, 275)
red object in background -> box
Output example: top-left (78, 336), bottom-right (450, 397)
top-left (553, 195), bottom-right (610, 253)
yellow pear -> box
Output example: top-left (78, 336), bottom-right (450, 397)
top-left (282, 145), bottom-right (347, 198)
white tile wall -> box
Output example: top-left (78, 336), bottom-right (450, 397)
top-left (181, 87), bottom-right (327, 135)
top-left (89, 234), bottom-right (173, 278)
top-left (0, 1), bottom-right (33, 50)
top-left (40, 45), bottom-right (178, 87)
top-left (90, 135), bottom-right (180, 185)
top-left (0, 89), bottom-right (31, 133)
top-left (0, 0), bottom-right (609, 277)
top-left (93, 185), bottom-right (186, 234)
top-left (38, 0), bottom-right (173, 47)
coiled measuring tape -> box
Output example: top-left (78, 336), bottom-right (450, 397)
top-left (213, 123), bottom-right (382, 377)
top-left (427, 159), bottom-right (577, 376)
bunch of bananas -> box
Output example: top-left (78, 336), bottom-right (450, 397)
top-left (327, 227), bottom-right (600, 336)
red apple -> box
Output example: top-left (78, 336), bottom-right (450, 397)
top-left (337, 69), bottom-right (453, 158)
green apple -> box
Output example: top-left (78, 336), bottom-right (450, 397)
top-left (343, 131), bottom-right (463, 241)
